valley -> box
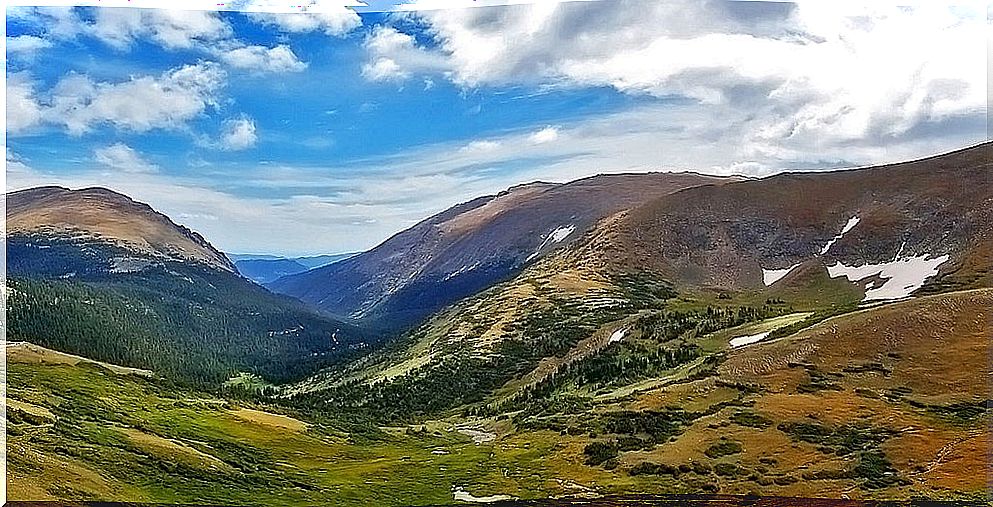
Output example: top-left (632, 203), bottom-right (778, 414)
top-left (5, 143), bottom-right (992, 505)
top-left (7, 289), bottom-right (989, 504)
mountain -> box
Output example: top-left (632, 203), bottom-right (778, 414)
top-left (5, 186), bottom-right (374, 386)
top-left (290, 142), bottom-right (992, 417)
top-left (295, 253), bottom-right (357, 269)
top-left (271, 144), bottom-right (989, 502)
top-left (8, 145), bottom-right (990, 504)
top-left (268, 173), bottom-right (740, 329)
top-left (232, 253), bottom-right (358, 284)
top-left (7, 186), bottom-right (236, 272)
top-left (235, 258), bottom-right (310, 284)
top-left (593, 142), bottom-right (993, 294)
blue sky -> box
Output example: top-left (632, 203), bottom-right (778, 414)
top-left (6, 1), bottom-right (988, 256)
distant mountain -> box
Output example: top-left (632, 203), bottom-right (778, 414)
top-left (231, 253), bottom-right (358, 284)
top-left (294, 253), bottom-right (357, 269)
top-left (234, 258), bottom-right (311, 284)
top-left (5, 186), bottom-right (374, 386)
top-left (268, 173), bottom-right (739, 329)
top-left (7, 186), bottom-right (236, 272)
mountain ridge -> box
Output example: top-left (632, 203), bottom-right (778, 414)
top-left (5, 186), bottom-right (375, 385)
top-left (7, 185), bottom-right (236, 272)
top-left (269, 172), bottom-right (741, 329)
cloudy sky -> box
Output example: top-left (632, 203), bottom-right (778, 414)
top-left (5, 0), bottom-right (989, 256)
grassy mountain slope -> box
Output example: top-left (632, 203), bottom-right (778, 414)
top-left (5, 187), bottom-right (374, 386)
top-left (8, 290), bottom-right (987, 504)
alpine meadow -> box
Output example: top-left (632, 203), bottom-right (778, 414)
top-left (4, 1), bottom-right (990, 506)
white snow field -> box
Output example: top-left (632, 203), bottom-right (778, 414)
top-left (762, 263), bottom-right (801, 286)
top-left (526, 224), bottom-right (576, 261)
top-left (826, 253), bottom-right (950, 301)
top-left (729, 331), bottom-right (772, 348)
top-left (819, 216), bottom-right (861, 255)
top-left (608, 328), bottom-right (627, 344)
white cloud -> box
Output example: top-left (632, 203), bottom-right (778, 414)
top-left (460, 140), bottom-right (501, 153)
top-left (88, 8), bottom-right (232, 50)
top-left (94, 143), bottom-right (159, 173)
top-left (6, 7), bottom-right (83, 40)
top-left (362, 58), bottom-right (409, 82)
top-left (245, 1), bottom-right (361, 36)
top-left (529, 126), bottom-right (559, 144)
top-left (6, 35), bottom-right (53, 55)
top-left (45, 62), bottom-right (226, 135)
top-left (361, 26), bottom-right (447, 82)
top-left (9, 7), bottom-right (310, 74)
top-left (220, 117), bottom-right (258, 150)
top-left (6, 148), bottom-right (35, 175)
top-left (216, 44), bottom-right (308, 73)
top-left (370, 0), bottom-right (987, 158)
top-left (6, 72), bottom-right (45, 134)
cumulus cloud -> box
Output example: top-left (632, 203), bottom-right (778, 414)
top-left (6, 7), bottom-right (83, 40)
top-left (6, 35), bottom-right (53, 55)
top-left (362, 58), bottom-right (408, 82)
top-left (369, 0), bottom-right (987, 158)
top-left (529, 126), bottom-right (559, 144)
top-left (88, 8), bottom-right (232, 50)
top-left (94, 143), bottom-right (160, 173)
top-left (15, 62), bottom-right (228, 136)
top-left (220, 117), bottom-right (258, 150)
top-left (9, 7), bottom-right (311, 74)
top-left (6, 72), bottom-right (45, 134)
top-left (216, 44), bottom-right (308, 73)
top-left (361, 26), bottom-right (447, 82)
top-left (244, 1), bottom-right (362, 36)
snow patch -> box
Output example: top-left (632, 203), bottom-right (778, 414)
top-left (762, 263), bottom-right (801, 286)
top-left (452, 486), bottom-right (514, 503)
top-left (608, 328), bottom-right (627, 344)
top-left (443, 262), bottom-right (481, 281)
top-left (729, 331), bottom-right (771, 348)
top-left (526, 224), bottom-right (576, 261)
top-left (549, 224), bottom-right (575, 243)
top-left (819, 216), bottom-right (861, 255)
top-left (826, 253), bottom-right (950, 301)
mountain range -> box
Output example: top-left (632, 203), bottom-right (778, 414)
top-left (229, 253), bottom-right (358, 284)
top-left (6, 186), bottom-right (372, 385)
top-left (5, 142), bottom-right (991, 504)
top-left (268, 172), bottom-right (742, 329)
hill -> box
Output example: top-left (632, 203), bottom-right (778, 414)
top-left (7, 186), bottom-right (236, 272)
top-left (594, 142), bottom-right (993, 294)
top-left (268, 173), bottom-right (739, 329)
top-left (5, 186), bottom-right (375, 386)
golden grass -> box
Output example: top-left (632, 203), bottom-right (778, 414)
top-left (118, 428), bottom-right (234, 472)
top-left (7, 342), bottom-right (153, 377)
top-left (230, 407), bottom-right (309, 432)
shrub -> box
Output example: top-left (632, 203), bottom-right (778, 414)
top-left (583, 441), bottom-right (619, 466)
top-left (704, 439), bottom-right (743, 458)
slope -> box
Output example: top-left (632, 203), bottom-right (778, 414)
top-left (268, 173), bottom-right (739, 329)
top-left (5, 186), bottom-right (374, 386)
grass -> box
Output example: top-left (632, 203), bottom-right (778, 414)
top-left (9, 289), bottom-right (992, 504)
